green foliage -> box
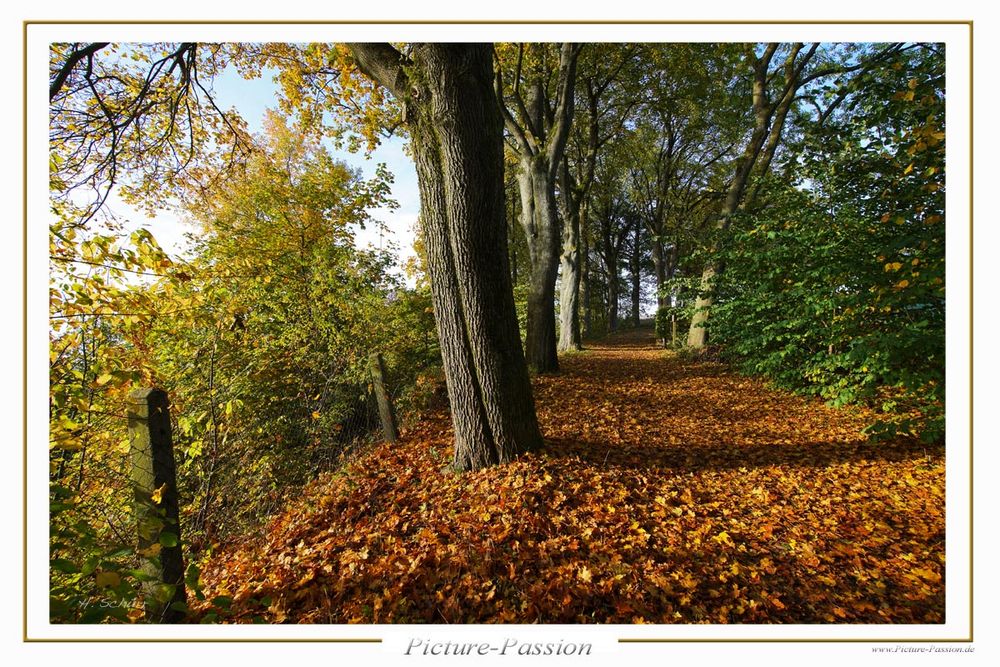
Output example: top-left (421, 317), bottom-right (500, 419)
top-left (48, 113), bottom-right (441, 622)
top-left (151, 115), bottom-right (441, 539)
top-left (49, 484), bottom-right (140, 622)
top-left (707, 45), bottom-right (944, 442)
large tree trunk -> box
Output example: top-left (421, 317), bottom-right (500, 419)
top-left (558, 227), bottom-right (582, 351)
top-left (350, 43), bottom-right (543, 471)
top-left (517, 158), bottom-right (561, 372)
top-left (558, 167), bottom-right (583, 352)
top-left (497, 44), bottom-right (580, 373)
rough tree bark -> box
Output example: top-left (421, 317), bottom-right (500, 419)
top-left (350, 43), bottom-right (543, 471)
top-left (557, 159), bottom-right (584, 352)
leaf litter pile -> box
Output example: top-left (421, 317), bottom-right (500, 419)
top-left (197, 328), bottom-right (945, 624)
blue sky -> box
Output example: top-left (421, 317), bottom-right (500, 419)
top-left (119, 63), bottom-right (420, 269)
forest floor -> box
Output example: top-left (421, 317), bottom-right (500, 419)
top-left (196, 326), bottom-right (945, 624)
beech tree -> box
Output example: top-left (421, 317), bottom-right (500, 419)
top-left (685, 42), bottom-right (904, 348)
top-left (344, 44), bottom-right (545, 469)
top-left (684, 43), bottom-right (815, 347)
top-left (495, 43), bottom-right (582, 372)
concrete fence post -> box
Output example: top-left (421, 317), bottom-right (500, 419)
top-left (127, 388), bottom-right (187, 622)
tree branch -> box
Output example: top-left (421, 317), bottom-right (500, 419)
top-left (50, 42), bottom-right (109, 101)
top-left (347, 43), bottom-right (410, 100)
top-left (545, 42), bottom-right (581, 181)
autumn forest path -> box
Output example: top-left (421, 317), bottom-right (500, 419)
top-left (198, 325), bottom-right (946, 624)
top-left (535, 326), bottom-right (929, 472)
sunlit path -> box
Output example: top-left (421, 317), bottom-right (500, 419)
top-left (197, 326), bottom-right (945, 624)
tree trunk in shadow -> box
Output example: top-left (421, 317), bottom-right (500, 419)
top-left (351, 43), bottom-right (544, 470)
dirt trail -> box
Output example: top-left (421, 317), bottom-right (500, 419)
top-left (198, 326), bottom-right (945, 624)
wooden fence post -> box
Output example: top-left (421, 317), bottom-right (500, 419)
top-left (369, 353), bottom-right (398, 444)
top-left (127, 388), bottom-right (187, 623)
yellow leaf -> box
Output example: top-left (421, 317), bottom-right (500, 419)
top-left (312, 411), bottom-right (321, 419)
top-left (903, 163), bottom-right (914, 175)
top-left (95, 373), bottom-right (113, 386)
top-left (895, 280), bottom-right (910, 289)
top-left (913, 567), bottom-right (941, 583)
top-left (151, 482), bottom-right (168, 505)
top-left (139, 543), bottom-right (162, 558)
top-left (884, 262), bottom-right (903, 272)
top-left (95, 571), bottom-right (121, 588)
top-left (715, 531), bottom-right (735, 547)
top-left (578, 566), bottom-right (593, 583)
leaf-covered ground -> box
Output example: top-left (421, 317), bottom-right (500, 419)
top-left (196, 327), bottom-right (945, 624)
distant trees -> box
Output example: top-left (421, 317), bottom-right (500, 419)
top-left (554, 44), bottom-right (650, 350)
top-left (626, 44), bottom-right (745, 315)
